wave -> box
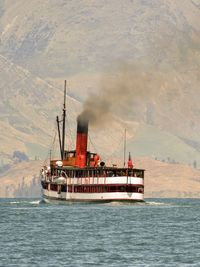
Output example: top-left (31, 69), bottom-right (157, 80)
top-left (29, 200), bottom-right (41, 205)
top-left (8, 199), bottom-right (42, 205)
top-left (145, 201), bottom-right (169, 206)
top-left (101, 200), bottom-right (172, 207)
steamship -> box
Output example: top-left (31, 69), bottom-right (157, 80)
top-left (41, 81), bottom-right (144, 202)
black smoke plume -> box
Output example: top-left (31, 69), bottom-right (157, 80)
top-left (79, 63), bottom-right (162, 126)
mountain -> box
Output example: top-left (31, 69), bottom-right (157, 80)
top-left (1, 1), bottom-right (199, 152)
top-left (0, 160), bottom-right (42, 198)
top-left (0, 54), bottom-right (81, 163)
top-left (0, 0), bottom-right (200, 77)
top-left (136, 157), bottom-right (200, 198)
top-left (0, 0), bottom-right (200, 197)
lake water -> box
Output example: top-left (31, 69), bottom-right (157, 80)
top-left (0, 198), bottom-right (199, 267)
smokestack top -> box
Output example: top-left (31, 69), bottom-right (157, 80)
top-left (77, 114), bottom-right (89, 134)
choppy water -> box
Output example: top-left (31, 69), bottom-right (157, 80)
top-left (0, 198), bottom-right (199, 267)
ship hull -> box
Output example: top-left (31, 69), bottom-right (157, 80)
top-left (42, 189), bottom-right (144, 203)
top-left (41, 175), bottom-right (144, 203)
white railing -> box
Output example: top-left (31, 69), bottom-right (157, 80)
top-left (65, 176), bottom-right (144, 186)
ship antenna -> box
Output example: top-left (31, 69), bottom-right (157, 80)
top-left (56, 115), bottom-right (62, 159)
top-left (123, 128), bottom-right (126, 167)
top-left (61, 80), bottom-right (67, 160)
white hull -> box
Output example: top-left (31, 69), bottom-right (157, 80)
top-left (42, 175), bottom-right (144, 202)
top-left (42, 190), bottom-right (144, 202)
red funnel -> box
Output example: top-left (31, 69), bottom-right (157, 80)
top-left (75, 116), bottom-right (88, 168)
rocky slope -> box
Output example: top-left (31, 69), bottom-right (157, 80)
top-left (136, 157), bottom-right (200, 198)
top-left (0, 160), bottom-right (42, 198)
top-left (1, 0), bottom-right (199, 160)
top-left (0, 0), bottom-right (200, 77)
top-left (0, 0), bottom-right (200, 196)
top-left (0, 54), bottom-right (81, 162)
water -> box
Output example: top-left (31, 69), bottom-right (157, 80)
top-left (0, 198), bottom-right (199, 267)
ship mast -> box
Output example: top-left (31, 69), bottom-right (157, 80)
top-left (123, 128), bottom-right (126, 167)
top-left (56, 115), bottom-right (62, 159)
top-left (61, 80), bottom-right (67, 160)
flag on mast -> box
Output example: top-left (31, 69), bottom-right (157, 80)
top-left (128, 152), bottom-right (133, 169)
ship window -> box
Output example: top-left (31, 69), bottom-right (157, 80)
top-left (42, 182), bottom-right (48, 190)
top-left (138, 187), bottom-right (144, 193)
top-left (120, 186), bottom-right (125, 192)
top-left (61, 185), bottom-right (66, 192)
top-left (110, 186), bottom-right (115, 192)
top-left (107, 171), bottom-right (113, 177)
top-left (133, 186), bottom-right (138, 192)
top-left (50, 184), bottom-right (57, 191)
top-left (127, 186), bottom-right (131, 192)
